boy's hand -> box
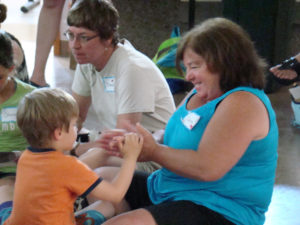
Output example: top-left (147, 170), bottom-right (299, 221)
top-left (97, 129), bottom-right (126, 153)
top-left (117, 133), bottom-right (143, 159)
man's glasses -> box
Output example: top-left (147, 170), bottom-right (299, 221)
top-left (64, 31), bottom-right (99, 44)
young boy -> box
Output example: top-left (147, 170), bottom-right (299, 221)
top-left (2, 88), bottom-right (143, 225)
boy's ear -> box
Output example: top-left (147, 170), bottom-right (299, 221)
top-left (53, 128), bottom-right (63, 141)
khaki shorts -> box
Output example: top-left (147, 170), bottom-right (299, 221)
top-left (136, 161), bottom-right (161, 173)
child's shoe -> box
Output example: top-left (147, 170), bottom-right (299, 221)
top-left (75, 210), bottom-right (106, 225)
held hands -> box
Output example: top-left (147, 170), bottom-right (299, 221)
top-left (117, 133), bottom-right (143, 160)
top-left (98, 123), bottom-right (160, 162)
top-left (97, 129), bottom-right (127, 153)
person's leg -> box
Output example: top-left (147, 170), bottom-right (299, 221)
top-left (30, 0), bottom-right (66, 87)
top-left (269, 53), bottom-right (300, 84)
top-left (75, 169), bottom-right (147, 225)
top-left (103, 208), bottom-right (156, 225)
top-left (86, 167), bottom-right (124, 206)
top-left (0, 176), bottom-right (15, 204)
top-left (146, 201), bottom-right (235, 225)
top-left (0, 176), bottom-right (15, 223)
top-left (104, 201), bottom-right (235, 225)
top-left (81, 170), bottom-right (151, 224)
top-left (79, 148), bottom-right (123, 170)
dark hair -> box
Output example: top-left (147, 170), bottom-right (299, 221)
top-left (67, 0), bottom-right (119, 46)
top-left (176, 17), bottom-right (267, 91)
top-left (0, 31), bottom-right (14, 68)
top-left (0, 3), bottom-right (7, 23)
top-left (17, 88), bottom-right (79, 148)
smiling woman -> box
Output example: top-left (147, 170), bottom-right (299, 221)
top-left (182, 48), bottom-right (222, 103)
top-left (96, 17), bottom-right (278, 225)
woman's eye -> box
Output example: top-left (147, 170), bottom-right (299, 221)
top-left (80, 36), bottom-right (89, 42)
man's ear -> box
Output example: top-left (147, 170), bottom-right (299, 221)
top-left (53, 128), bottom-right (63, 141)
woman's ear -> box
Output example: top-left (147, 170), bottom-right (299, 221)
top-left (103, 37), bottom-right (113, 48)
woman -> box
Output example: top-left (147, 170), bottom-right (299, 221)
top-left (0, 3), bottom-right (29, 83)
top-left (0, 31), bottom-right (35, 212)
top-left (65, 0), bottom-right (175, 173)
top-left (99, 17), bottom-right (278, 225)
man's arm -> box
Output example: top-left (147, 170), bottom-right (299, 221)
top-left (115, 112), bottom-right (142, 130)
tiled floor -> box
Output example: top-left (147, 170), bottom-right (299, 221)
top-left (1, 1), bottom-right (300, 224)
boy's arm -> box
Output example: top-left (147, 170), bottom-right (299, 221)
top-left (90, 156), bottom-right (137, 203)
top-left (89, 133), bottom-right (142, 203)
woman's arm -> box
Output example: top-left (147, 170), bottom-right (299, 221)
top-left (72, 92), bottom-right (91, 131)
top-left (138, 91), bottom-right (269, 181)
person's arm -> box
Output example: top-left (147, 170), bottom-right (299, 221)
top-left (89, 133), bottom-right (143, 203)
top-left (136, 91), bottom-right (269, 181)
top-left (115, 112), bottom-right (142, 130)
top-left (72, 91), bottom-right (91, 131)
top-left (74, 112), bottom-right (143, 157)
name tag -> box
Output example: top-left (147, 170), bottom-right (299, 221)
top-left (103, 76), bottom-right (115, 92)
top-left (1, 107), bottom-right (18, 122)
top-left (181, 112), bottom-right (200, 130)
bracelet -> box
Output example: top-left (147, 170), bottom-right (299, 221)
top-left (279, 57), bottom-right (300, 71)
top-left (70, 142), bottom-right (80, 157)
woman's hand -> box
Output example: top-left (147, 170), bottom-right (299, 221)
top-left (135, 123), bottom-right (159, 162)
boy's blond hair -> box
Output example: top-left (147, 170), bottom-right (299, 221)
top-left (17, 88), bottom-right (79, 148)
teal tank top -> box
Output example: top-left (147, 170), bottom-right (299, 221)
top-left (147, 87), bottom-right (278, 225)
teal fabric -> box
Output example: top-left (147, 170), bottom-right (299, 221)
top-left (0, 201), bottom-right (13, 225)
top-left (75, 210), bottom-right (106, 225)
top-left (147, 87), bottom-right (278, 225)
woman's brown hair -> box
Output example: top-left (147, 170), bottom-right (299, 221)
top-left (0, 3), bottom-right (7, 23)
top-left (67, 0), bottom-right (119, 46)
top-left (176, 17), bottom-right (267, 91)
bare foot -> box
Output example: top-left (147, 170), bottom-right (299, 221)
top-left (269, 65), bottom-right (298, 80)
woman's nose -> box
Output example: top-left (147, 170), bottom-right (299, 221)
top-left (69, 38), bottom-right (81, 49)
top-left (185, 70), bottom-right (193, 81)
